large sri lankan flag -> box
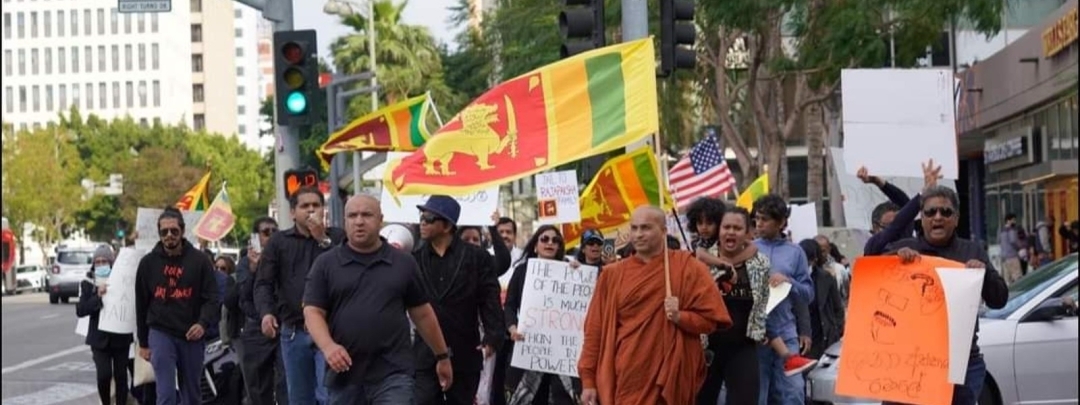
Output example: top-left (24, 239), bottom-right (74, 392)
top-left (562, 148), bottom-right (675, 250)
top-left (316, 93), bottom-right (433, 171)
top-left (384, 38), bottom-right (659, 196)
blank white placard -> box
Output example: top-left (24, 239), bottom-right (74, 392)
top-left (841, 69), bottom-right (959, 179)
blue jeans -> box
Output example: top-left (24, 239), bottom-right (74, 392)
top-left (954, 354), bottom-right (987, 405)
top-left (147, 329), bottom-right (206, 405)
top-left (280, 325), bottom-right (328, 405)
top-left (327, 372), bottom-right (415, 405)
top-left (756, 336), bottom-right (805, 405)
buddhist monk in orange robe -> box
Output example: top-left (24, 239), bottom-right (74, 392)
top-left (578, 206), bottom-right (731, 405)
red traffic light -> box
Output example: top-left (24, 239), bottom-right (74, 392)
top-left (281, 42), bottom-right (305, 65)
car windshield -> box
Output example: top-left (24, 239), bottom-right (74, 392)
top-left (57, 251), bottom-right (94, 265)
top-left (983, 254), bottom-right (1078, 319)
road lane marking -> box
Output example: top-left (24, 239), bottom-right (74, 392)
top-left (1, 346), bottom-right (87, 375)
top-left (0, 383), bottom-right (97, 405)
top-left (40, 314), bottom-right (59, 320)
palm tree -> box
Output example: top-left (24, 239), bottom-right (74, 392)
top-left (330, 0), bottom-right (444, 109)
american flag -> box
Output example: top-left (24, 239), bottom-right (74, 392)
top-left (669, 128), bottom-right (737, 210)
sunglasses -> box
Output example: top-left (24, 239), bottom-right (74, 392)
top-left (419, 214), bottom-right (443, 224)
top-left (584, 239), bottom-right (604, 246)
top-left (259, 228), bottom-right (278, 236)
top-left (159, 228), bottom-right (182, 237)
top-left (215, 266), bottom-right (229, 272)
top-left (922, 207), bottom-right (955, 219)
top-left (539, 235), bottom-right (563, 245)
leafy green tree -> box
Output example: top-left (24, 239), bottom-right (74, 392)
top-left (1, 125), bottom-right (85, 246)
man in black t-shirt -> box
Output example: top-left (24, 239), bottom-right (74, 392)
top-left (304, 195), bottom-right (453, 404)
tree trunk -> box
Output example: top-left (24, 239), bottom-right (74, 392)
top-left (806, 103), bottom-right (826, 223)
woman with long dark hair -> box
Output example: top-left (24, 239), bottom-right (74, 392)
top-left (695, 207), bottom-right (771, 405)
top-left (503, 225), bottom-right (577, 405)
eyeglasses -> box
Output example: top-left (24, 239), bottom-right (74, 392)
top-left (215, 266), bottom-right (229, 272)
top-left (259, 227), bottom-right (278, 236)
top-left (419, 214), bottom-right (442, 224)
top-left (539, 235), bottom-right (563, 245)
top-left (922, 207), bottom-right (955, 219)
top-left (159, 228), bottom-right (181, 237)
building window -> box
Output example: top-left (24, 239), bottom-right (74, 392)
top-left (139, 118), bottom-right (149, 128)
top-left (44, 48), bottom-right (51, 74)
top-left (236, 66), bottom-right (244, 76)
top-left (85, 83), bottom-right (92, 110)
top-left (70, 10), bottom-right (77, 40)
top-left (124, 13), bottom-right (131, 34)
top-left (192, 54), bottom-right (203, 72)
top-left (30, 11), bottom-right (36, 38)
top-left (57, 10), bottom-right (64, 37)
top-left (46, 85), bottom-right (53, 111)
top-left (191, 24), bottom-right (202, 42)
top-left (236, 47), bottom-right (244, 57)
top-left (16, 12), bottom-right (23, 38)
top-left (239, 125), bottom-right (247, 135)
top-left (138, 81), bottom-right (147, 107)
top-left (111, 45), bottom-right (119, 71)
top-left (18, 86), bottom-right (26, 112)
top-left (235, 8), bottom-right (242, 18)
top-left (4, 50), bottom-right (12, 76)
top-left (32, 85), bottom-right (40, 112)
top-left (98, 45), bottom-right (105, 72)
top-left (238, 105), bottom-right (246, 115)
top-left (194, 114), bottom-right (206, 131)
top-left (84, 45), bottom-right (92, 73)
top-left (237, 86), bottom-right (245, 96)
top-left (137, 13), bottom-right (145, 33)
top-left (125, 81), bottom-right (133, 108)
top-left (97, 9), bottom-right (104, 35)
top-left (112, 82), bottom-right (120, 108)
top-left (17, 49), bottom-right (25, 75)
top-left (31, 49), bottom-right (38, 75)
top-left (138, 44), bottom-right (146, 70)
top-left (98, 82), bottom-right (106, 109)
top-left (83, 9), bottom-right (90, 36)
top-left (3, 13), bottom-right (10, 39)
top-left (58, 84), bottom-right (66, 109)
top-left (151, 13), bottom-right (158, 33)
top-left (71, 47), bottom-right (78, 73)
top-left (191, 0), bottom-right (202, 13)
top-left (111, 8), bottom-right (117, 34)
top-left (124, 44), bottom-right (132, 70)
top-left (151, 44), bottom-right (159, 70)
top-left (235, 28), bottom-right (242, 38)
top-left (193, 84), bottom-right (205, 103)
top-left (58, 47), bottom-right (66, 74)
top-left (4, 86), bottom-right (12, 113)
top-left (43, 11), bottom-right (50, 37)
top-left (152, 80), bottom-right (160, 107)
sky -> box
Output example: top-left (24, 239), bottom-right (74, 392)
top-left (292, 0), bottom-right (460, 64)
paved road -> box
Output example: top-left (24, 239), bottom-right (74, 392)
top-left (2, 292), bottom-right (101, 405)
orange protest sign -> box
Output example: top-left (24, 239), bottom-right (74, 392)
top-left (837, 255), bottom-right (963, 405)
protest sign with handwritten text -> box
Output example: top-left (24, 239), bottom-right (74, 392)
top-left (135, 208), bottom-right (204, 250)
top-left (535, 170), bottom-right (580, 225)
top-left (511, 259), bottom-right (597, 377)
top-left (98, 248), bottom-right (148, 334)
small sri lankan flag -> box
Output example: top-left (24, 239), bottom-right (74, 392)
top-left (736, 173), bottom-right (769, 211)
top-left (316, 93), bottom-right (433, 171)
top-left (562, 148), bottom-right (675, 249)
top-left (384, 38), bottom-right (659, 197)
top-left (175, 171), bottom-right (211, 211)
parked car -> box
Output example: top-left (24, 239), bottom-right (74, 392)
top-left (14, 264), bottom-right (47, 293)
top-left (808, 254), bottom-right (1079, 405)
top-left (48, 243), bottom-right (99, 304)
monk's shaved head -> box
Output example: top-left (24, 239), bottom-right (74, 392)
top-left (632, 206), bottom-right (667, 227)
top-left (630, 205), bottom-right (667, 259)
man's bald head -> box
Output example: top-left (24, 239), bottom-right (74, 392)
top-left (344, 194), bottom-right (384, 252)
top-left (632, 206), bottom-right (667, 227)
top-left (345, 194), bottom-right (381, 213)
top-left (629, 205), bottom-right (667, 258)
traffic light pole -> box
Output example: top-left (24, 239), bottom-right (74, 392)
top-left (325, 73), bottom-right (378, 228)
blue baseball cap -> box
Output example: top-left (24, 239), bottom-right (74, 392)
top-left (581, 229), bottom-right (604, 244)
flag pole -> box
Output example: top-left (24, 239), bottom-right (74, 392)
top-left (427, 92), bottom-right (445, 128)
top-left (653, 133), bottom-right (672, 298)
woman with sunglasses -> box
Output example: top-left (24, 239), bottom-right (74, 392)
top-left (503, 225), bottom-right (578, 405)
top-left (77, 245), bottom-right (134, 405)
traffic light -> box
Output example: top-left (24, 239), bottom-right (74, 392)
top-left (660, 0), bottom-right (696, 75)
top-left (273, 30), bottom-right (319, 126)
top-left (284, 168), bottom-right (319, 200)
top-left (559, 0), bottom-right (605, 59)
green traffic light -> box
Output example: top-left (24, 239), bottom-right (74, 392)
top-left (285, 91), bottom-right (307, 114)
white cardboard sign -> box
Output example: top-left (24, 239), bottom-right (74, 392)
top-left (97, 248), bottom-right (148, 334)
top-left (511, 259), bottom-right (598, 378)
top-left (535, 170), bottom-right (581, 225)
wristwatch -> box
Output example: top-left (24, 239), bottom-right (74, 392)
top-left (434, 348), bottom-right (453, 361)
top-left (318, 236), bottom-right (332, 248)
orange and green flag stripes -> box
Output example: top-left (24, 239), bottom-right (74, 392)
top-left (562, 148), bottom-right (675, 249)
top-left (736, 173), bottom-right (769, 211)
top-left (384, 38), bottom-right (659, 197)
top-left (317, 93), bottom-right (433, 171)
top-left (175, 171), bottom-right (211, 211)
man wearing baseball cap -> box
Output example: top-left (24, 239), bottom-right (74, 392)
top-left (413, 196), bottom-right (504, 405)
top-left (572, 229), bottom-right (614, 274)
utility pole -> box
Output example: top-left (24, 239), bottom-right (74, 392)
top-left (326, 72), bottom-right (379, 228)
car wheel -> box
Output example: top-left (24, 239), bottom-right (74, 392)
top-left (61, 296), bottom-right (70, 304)
top-left (49, 293), bottom-right (59, 304)
top-left (979, 375), bottom-right (1001, 405)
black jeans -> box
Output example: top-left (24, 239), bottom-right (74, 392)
top-left (237, 328), bottom-right (289, 405)
top-left (490, 344), bottom-right (511, 405)
top-left (415, 368), bottom-right (480, 405)
top-left (92, 346), bottom-right (131, 405)
top-left (697, 339), bottom-right (760, 405)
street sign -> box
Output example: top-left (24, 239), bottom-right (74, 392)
top-left (118, 0), bottom-right (171, 13)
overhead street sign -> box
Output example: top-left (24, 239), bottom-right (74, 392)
top-left (118, 0), bottom-right (172, 13)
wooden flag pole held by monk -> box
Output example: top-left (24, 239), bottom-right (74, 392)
top-left (652, 133), bottom-right (672, 298)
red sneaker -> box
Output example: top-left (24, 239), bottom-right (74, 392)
top-left (783, 355), bottom-right (818, 376)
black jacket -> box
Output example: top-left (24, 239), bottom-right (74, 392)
top-left (885, 236), bottom-right (1009, 357)
top-left (412, 238), bottom-right (504, 373)
top-left (77, 275), bottom-right (134, 350)
top-left (134, 240), bottom-right (220, 347)
top-left (255, 227), bottom-right (346, 328)
top-left (811, 267), bottom-right (845, 347)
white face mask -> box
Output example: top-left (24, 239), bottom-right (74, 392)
top-left (94, 265), bottom-right (112, 278)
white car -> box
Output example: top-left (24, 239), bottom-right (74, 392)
top-left (808, 253), bottom-right (1079, 405)
top-left (14, 264), bottom-right (48, 293)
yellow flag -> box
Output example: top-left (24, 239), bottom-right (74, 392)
top-left (176, 172), bottom-right (211, 211)
top-left (736, 174), bottom-right (769, 211)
